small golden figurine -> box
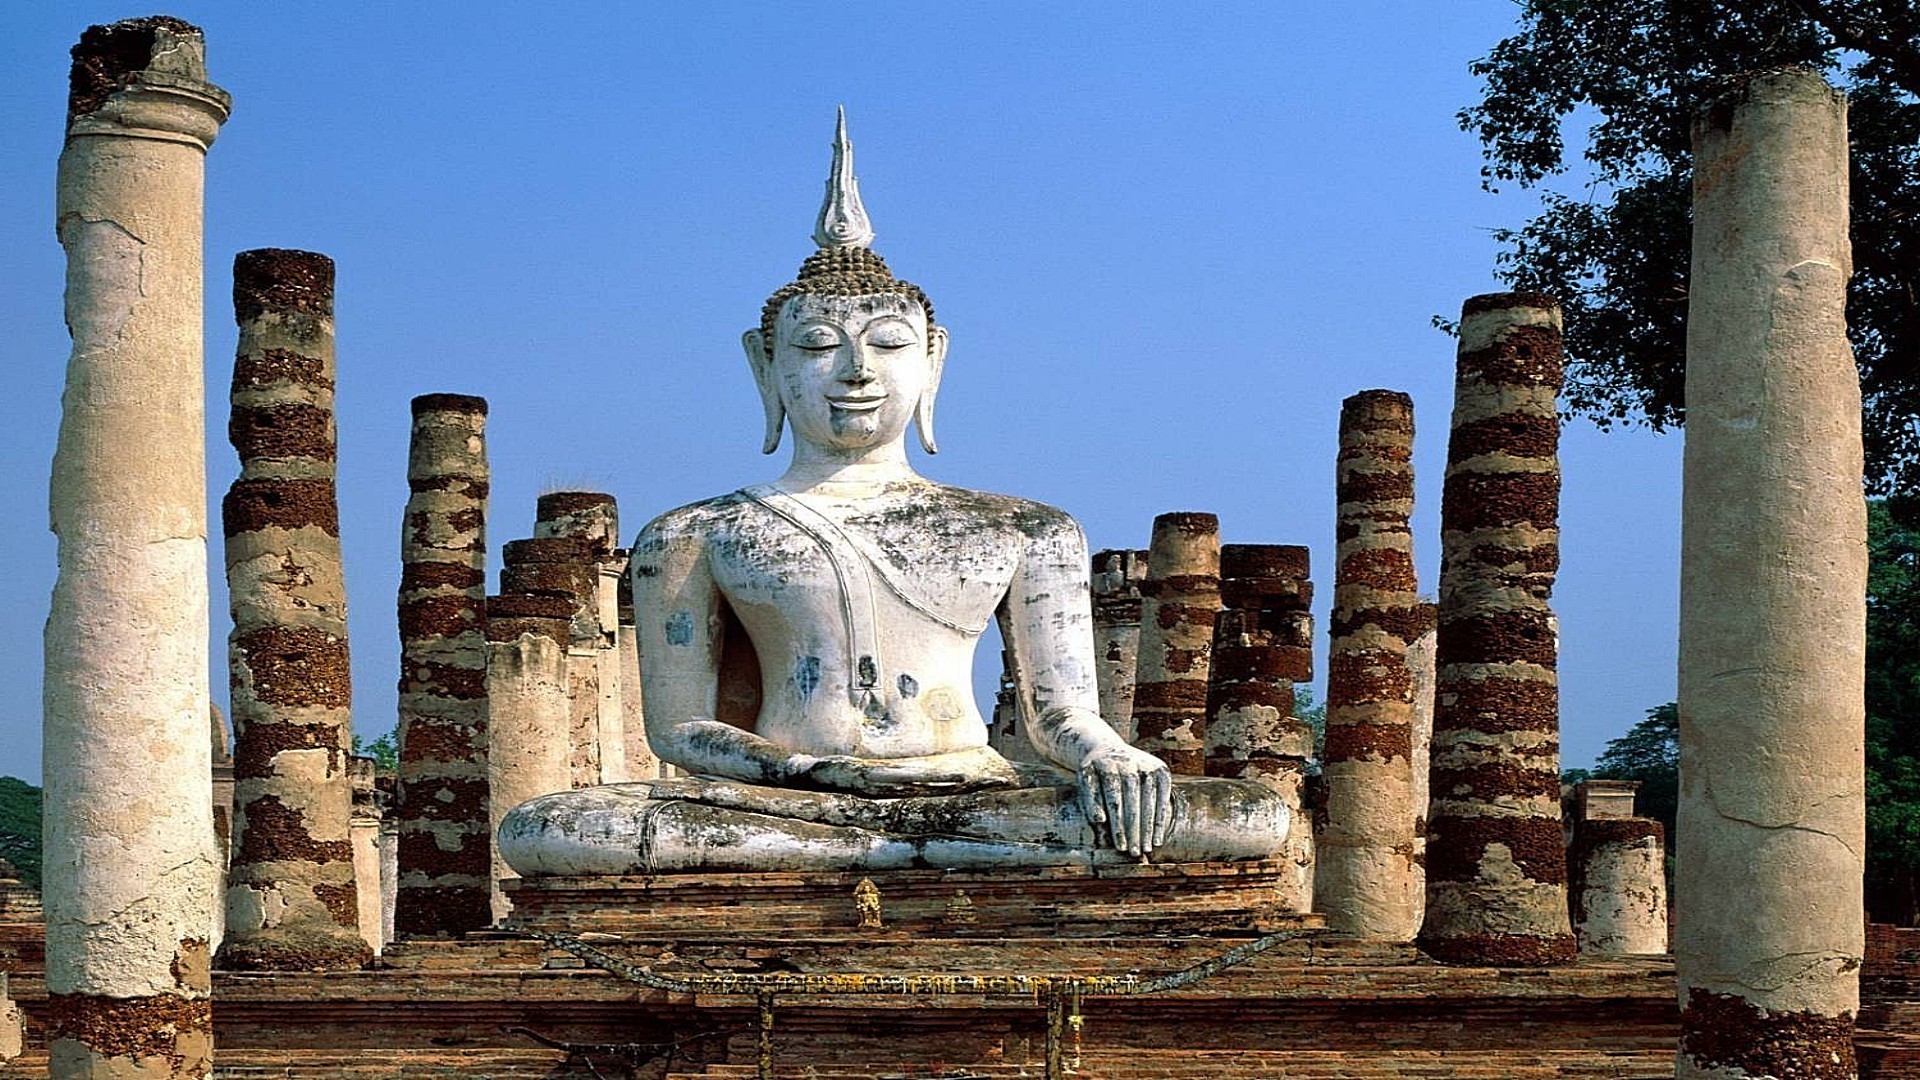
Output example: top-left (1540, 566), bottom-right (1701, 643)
top-left (943, 888), bottom-right (976, 926)
top-left (854, 877), bottom-right (882, 930)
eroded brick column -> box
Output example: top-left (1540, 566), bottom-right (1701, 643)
top-left (616, 570), bottom-right (657, 779)
top-left (1206, 544), bottom-right (1315, 911)
top-left (484, 595), bottom-right (572, 920)
top-left (534, 492), bottom-right (627, 784)
top-left (1319, 390), bottom-right (1430, 941)
top-left (500, 536), bottom-right (600, 787)
top-left (1679, 68), bottom-right (1863, 1077)
top-left (1133, 513), bottom-right (1222, 774)
top-left (394, 394), bottom-right (491, 937)
top-left (1417, 293), bottom-right (1575, 967)
top-left (43, 18), bottom-right (229, 1077)
top-left (1091, 549), bottom-right (1148, 743)
top-left (218, 249), bottom-right (367, 971)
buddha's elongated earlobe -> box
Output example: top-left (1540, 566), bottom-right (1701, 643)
top-left (743, 329), bottom-right (785, 454)
top-left (915, 325), bottom-right (949, 454)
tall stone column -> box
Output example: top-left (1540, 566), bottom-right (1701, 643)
top-left (500, 536), bottom-right (600, 786)
top-left (534, 492), bottom-right (627, 784)
top-left (219, 249), bottom-right (367, 971)
top-left (1407, 621), bottom-right (1437, 928)
top-left (1319, 390), bottom-right (1430, 941)
top-left (43, 18), bottom-right (229, 1078)
top-left (1205, 544), bottom-right (1315, 911)
top-left (1090, 549), bottom-right (1148, 743)
top-left (348, 758), bottom-right (385, 956)
top-left (1418, 292), bottom-right (1575, 967)
top-left (394, 394), bottom-right (492, 937)
top-left (484, 594), bottom-right (572, 920)
top-left (1132, 513), bottom-right (1222, 774)
top-left (1679, 67), bottom-right (1863, 1077)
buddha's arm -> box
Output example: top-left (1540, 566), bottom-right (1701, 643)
top-left (631, 516), bottom-right (815, 787)
top-left (1001, 512), bottom-right (1172, 856)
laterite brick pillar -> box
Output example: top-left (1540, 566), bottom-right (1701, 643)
top-left (44, 17), bottom-right (229, 1077)
top-left (1418, 293), bottom-right (1575, 966)
top-left (534, 492), bottom-right (627, 784)
top-left (1091, 549), bottom-right (1149, 744)
top-left (1205, 544), bottom-right (1315, 911)
top-left (1678, 67), bottom-right (1864, 1077)
top-left (1133, 513), bottom-right (1222, 774)
top-left (1320, 390), bottom-right (1430, 941)
top-left (394, 394), bottom-right (492, 936)
top-left (219, 249), bottom-right (367, 971)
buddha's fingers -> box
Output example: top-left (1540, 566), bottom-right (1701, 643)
top-left (1078, 773), bottom-right (1105, 835)
top-left (1118, 771), bottom-right (1140, 856)
top-left (1150, 770), bottom-right (1172, 851)
top-left (1100, 773), bottom-right (1126, 854)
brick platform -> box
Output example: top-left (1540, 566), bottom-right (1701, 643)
top-left (503, 860), bottom-right (1323, 938)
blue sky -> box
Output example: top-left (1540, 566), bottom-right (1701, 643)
top-left (0, 3), bottom-right (1682, 783)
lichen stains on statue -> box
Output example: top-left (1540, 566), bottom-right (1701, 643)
top-left (497, 113), bottom-right (1289, 874)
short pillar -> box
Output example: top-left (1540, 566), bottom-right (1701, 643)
top-left (394, 394), bottom-right (492, 936)
top-left (1570, 782), bottom-right (1667, 957)
top-left (1418, 292), bottom-right (1575, 966)
top-left (534, 492), bottom-right (627, 784)
top-left (1320, 390), bottom-right (1430, 941)
top-left (1205, 544), bottom-right (1315, 912)
top-left (44, 17), bottom-right (229, 1077)
top-left (484, 594), bottom-right (573, 920)
top-left (1678, 67), bottom-right (1864, 1076)
top-left (1133, 513), bottom-right (1222, 774)
top-left (500, 537), bottom-right (601, 787)
top-left (1090, 549), bottom-right (1148, 744)
top-left (219, 249), bottom-right (367, 970)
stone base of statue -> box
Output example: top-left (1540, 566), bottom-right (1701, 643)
top-left (497, 774), bottom-right (1290, 878)
top-left (501, 860), bottom-right (1322, 938)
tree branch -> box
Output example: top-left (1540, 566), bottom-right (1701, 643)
top-left (1788, 0), bottom-right (1920, 97)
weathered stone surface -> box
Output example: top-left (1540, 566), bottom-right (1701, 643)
top-left (219, 249), bottom-right (368, 974)
top-left (394, 396), bottom-right (491, 937)
top-left (1091, 549), bottom-right (1148, 744)
top-left (44, 17), bottom-right (229, 1078)
top-left (1419, 294), bottom-right (1575, 968)
top-left (1320, 390), bottom-right (1427, 942)
top-left (485, 607), bottom-right (571, 921)
top-left (1134, 513), bottom-right (1223, 776)
top-left (1571, 818), bottom-right (1668, 957)
top-left (1678, 66), bottom-right (1864, 1078)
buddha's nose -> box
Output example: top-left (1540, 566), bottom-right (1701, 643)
top-left (840, 346), bottom-right (877, 383)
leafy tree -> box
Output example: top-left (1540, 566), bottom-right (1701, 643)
top-left (352, 730), bottom-right (399, 773)
top-left (1867, 497), bottom-right (1920, 921)
top-left (0, 777), bottom-right (42, 892)
top-left (1590, 702), bottom-right (1680, 847)
top-left (1461, 0), bottom-right (1920, 495)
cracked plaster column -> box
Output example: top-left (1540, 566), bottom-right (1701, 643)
top-left (1569, 781), bottom-right (1668, 957)
top-left (1090, 549), bottom-right (1148, 744)
top-left (1418, 292), bottom-right (1575, 967)
top-left (484, 594), bottom-right (572, 920)
top-left (394, 394), bottom-right (492, 936)
top-left (616, 570), bottom-right (657, 779)
top-left (1408, 620), bottom-right (1437, 928)
top-left (43, 17), bottom-right (229, 1078)
top-left (1320, 390), bottom-right (1431, 941)
top-left (1205, 544), bottom-right (1315, 912)
top-left (218, 249), bottom-right (367, 971)
top-left (1132, 513), bottom-right (1222, 775)
top-left (534, 492), bottom-right (628, 784)
top-left (1678, 67), bottom-right (1864, 1078)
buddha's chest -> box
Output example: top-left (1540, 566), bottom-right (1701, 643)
top-left (707, 493), bottom-right (1026, 636)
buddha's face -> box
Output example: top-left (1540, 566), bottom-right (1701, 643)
top-left (755, 293), bottom-right (946, 454)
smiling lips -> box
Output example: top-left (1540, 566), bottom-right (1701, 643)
top-left (827, 395), bottom-right (887, 411)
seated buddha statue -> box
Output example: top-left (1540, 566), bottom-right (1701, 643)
top-left (497, 114), bottom-right (1287, 875)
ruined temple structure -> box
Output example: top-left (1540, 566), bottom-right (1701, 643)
top-left (16, 19), bottom-right (1895, 1080)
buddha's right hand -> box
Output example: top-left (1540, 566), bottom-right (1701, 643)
top-left (798, 753), bottom-right (1018, 797)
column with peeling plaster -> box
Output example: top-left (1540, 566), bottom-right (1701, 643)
top-left (1319, 390), bottom-right (1431, 941)
top-left (43, 17), bottom-right (230, 1077)
top-left (1678, 67), bottom-right (1864, 1077)
top-left (616, 569), bottom-right (658, 779)
top-left (484, 594), bottom-right (572, 920)
top-left (1407, 621), bottom-right (1437, 928)
top-left (394, 394), bottom-right (492, 936)
top-left (1569, 781), bottom-right (1668, 957)
top-left (1418, 292), bottom-right (1575, 967)
top-left (534, 492), bottom-right (628, 784)
top-left (1091, 549), bottom-right (1148, 744)
top-left (1205, 544), bottom-right (1315, 912)
top-left (1132, 513), bottom-right (1222, 775)
top-left (218, 249), bottom-right (368, 971)
top-left (500, 536), bottom-right (601, 786)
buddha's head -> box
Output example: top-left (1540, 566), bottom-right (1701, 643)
top-left (743, 111), bottom-right (947, 456)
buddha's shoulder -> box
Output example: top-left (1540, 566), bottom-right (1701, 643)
top-left (868, 481), bottom-right (1084, 542)
top-left (632, 491), bottom-right (761, 550)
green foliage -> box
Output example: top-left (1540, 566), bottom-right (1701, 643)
top-left (1868, 498), bottom-right (1920, 915)
top-left (0, 776), bottom-right (42, 891)
top-left (352, 730), bottom-right (399, 773)
top-left (1461, 0), bottom-right (1920, 495)
top-left (1294, 685), bottom-right (1327, 769)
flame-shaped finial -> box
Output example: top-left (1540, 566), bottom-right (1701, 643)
top-left (813, 106), bottom-right (875, 250)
